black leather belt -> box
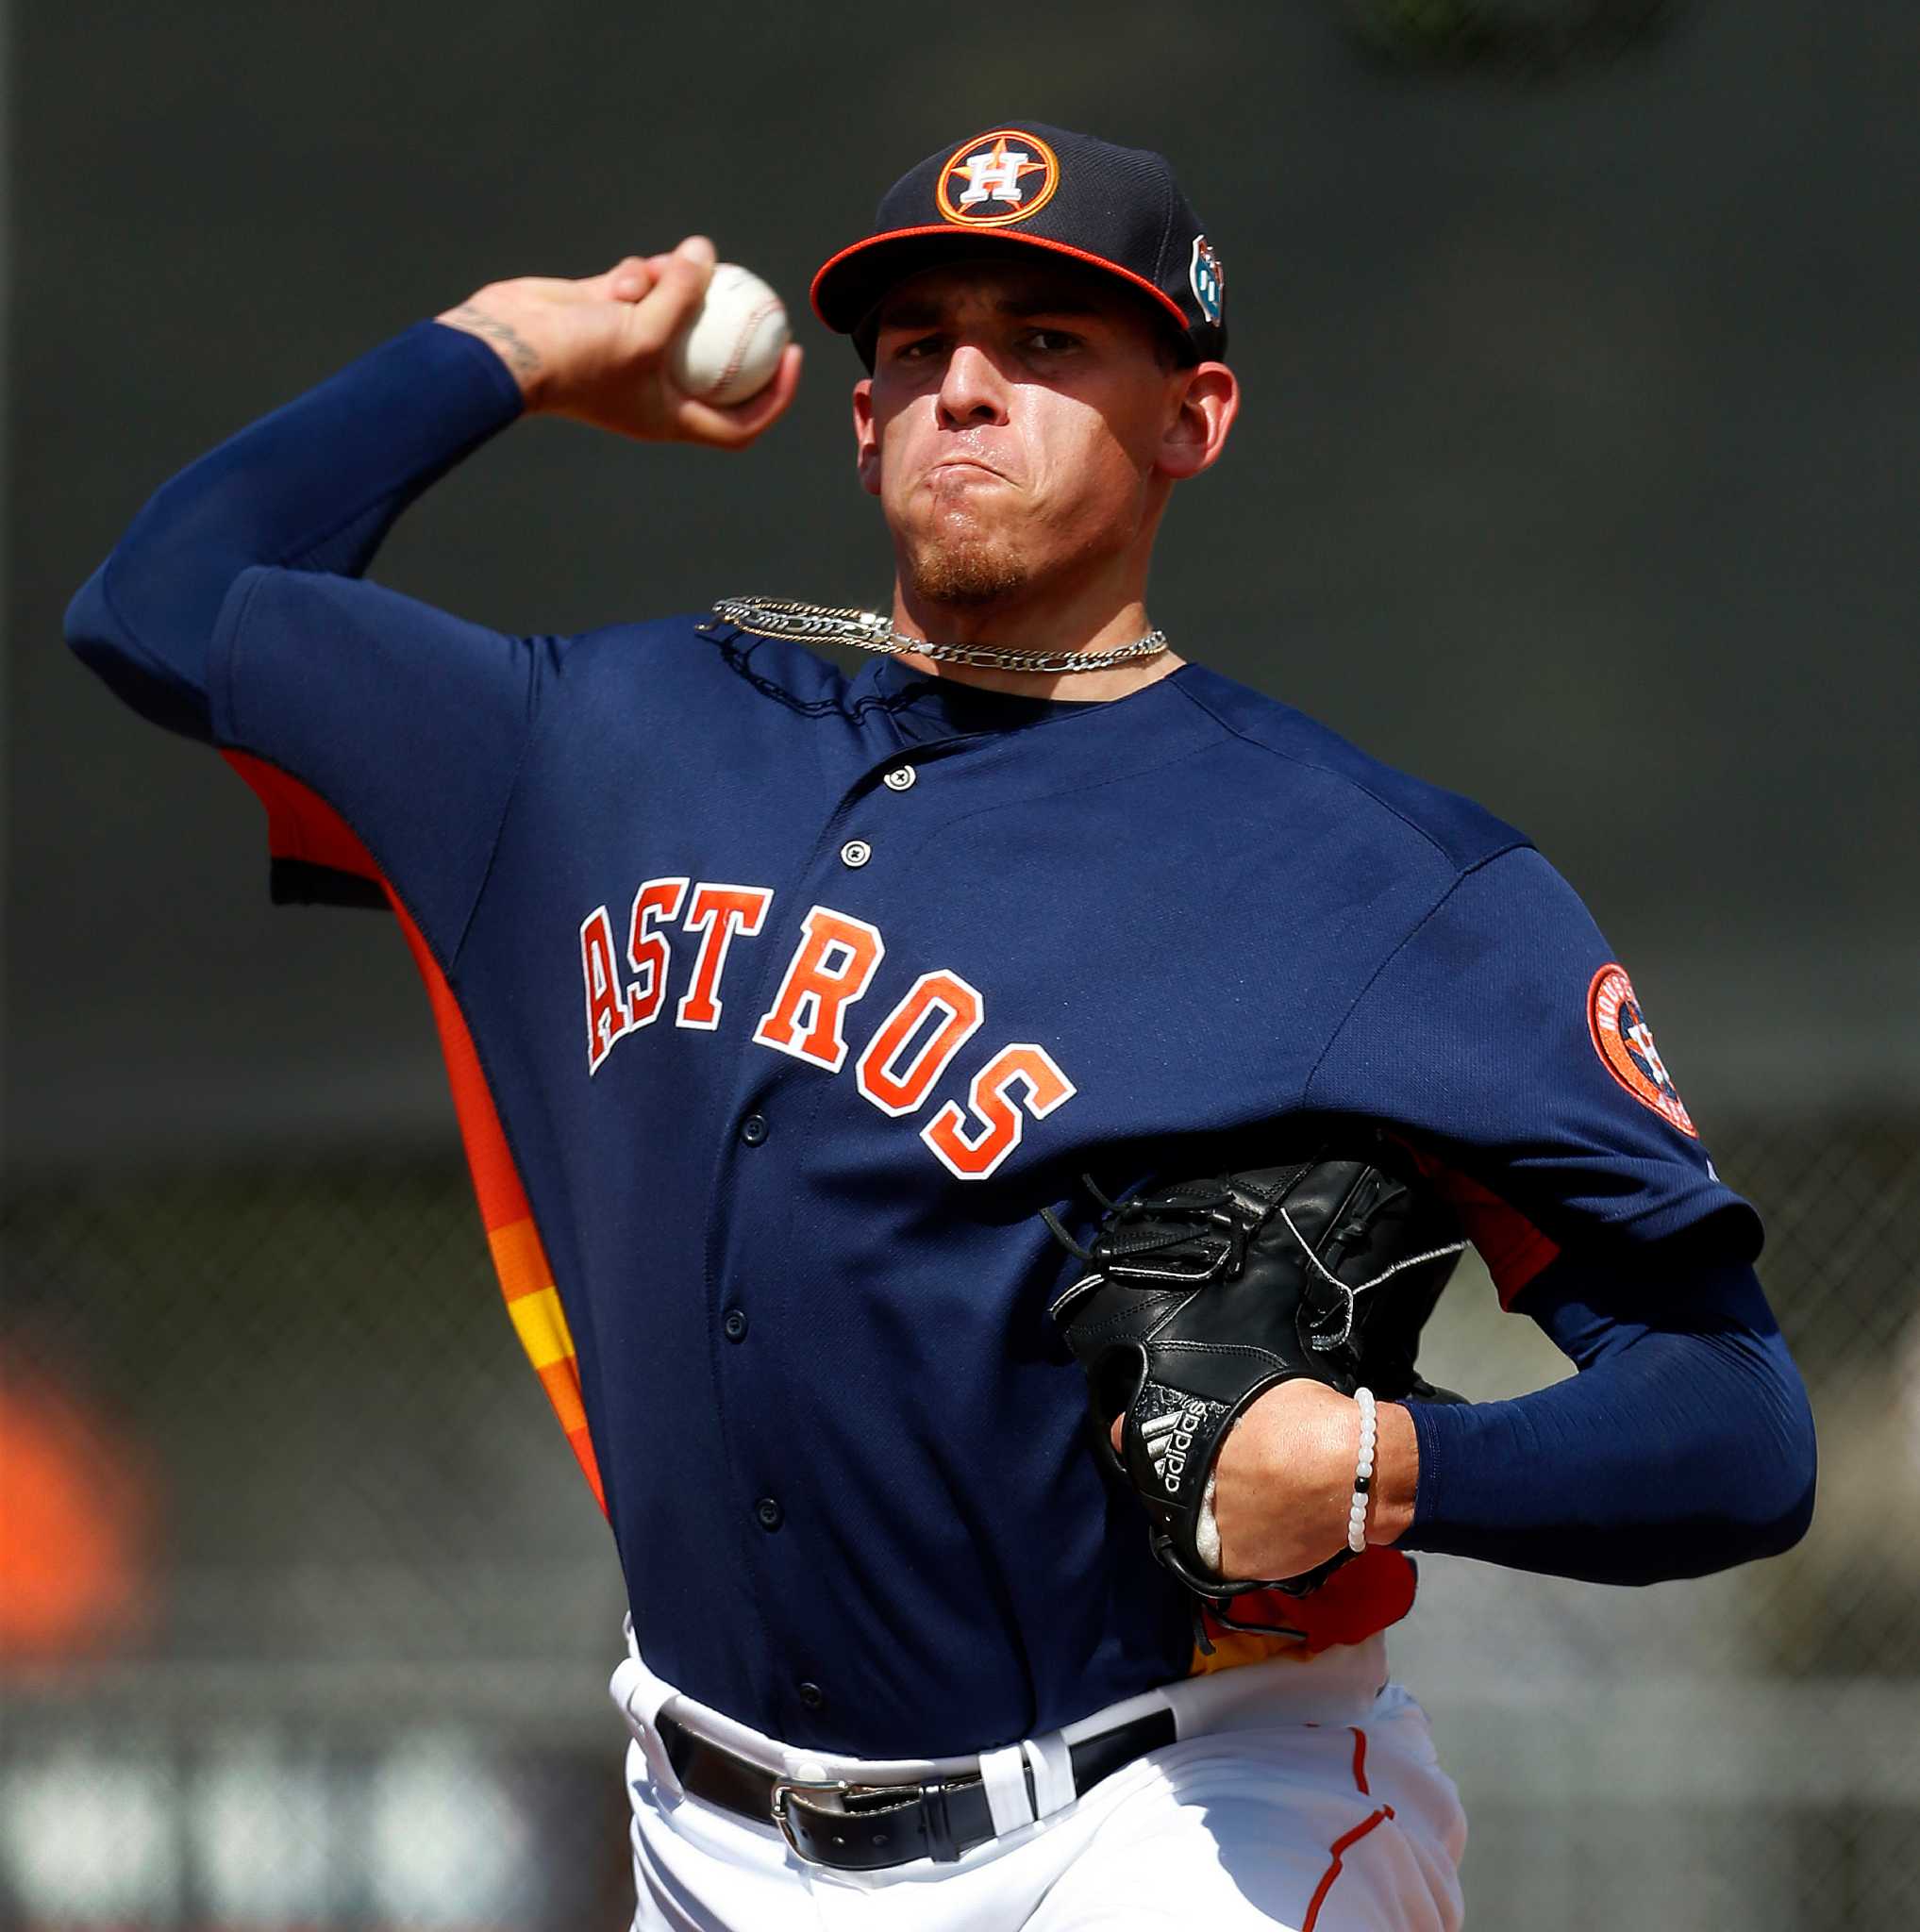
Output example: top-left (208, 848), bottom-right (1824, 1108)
top-left (654, 1706), bottom-right (1177, 1872)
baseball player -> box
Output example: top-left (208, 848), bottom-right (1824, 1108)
top-left (67, 123), bottom-right (1814, 1930)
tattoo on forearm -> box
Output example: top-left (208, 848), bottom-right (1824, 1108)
top-left (443, 303), bottom-right (543, 377)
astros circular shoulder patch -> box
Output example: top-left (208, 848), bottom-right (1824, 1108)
top-left (1587, 963), bottom-right (1697, 1138)
top-left (936, 129), bottom-right (1061, 228)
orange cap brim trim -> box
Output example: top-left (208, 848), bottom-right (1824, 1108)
top-left (810, 225), bottom-right (1193, 341)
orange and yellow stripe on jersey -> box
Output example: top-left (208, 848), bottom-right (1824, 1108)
top-left (223, 750), bottom-right (607, 1514)
top-left (389, 895), bottom-right (605, 1509)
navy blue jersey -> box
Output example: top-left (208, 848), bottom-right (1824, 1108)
top-left (68, 323), bottom-right (1766, 1757)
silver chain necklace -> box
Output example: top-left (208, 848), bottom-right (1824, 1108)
top-left (710, 595), bottom-right (1169, 675)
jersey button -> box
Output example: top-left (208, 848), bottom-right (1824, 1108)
top-left (840, 839), bottom-right (873, 868)
top-left (882, 765), bottom-right (916, 792)
top-left (723, 1307), bottom-right (749, 1343)
top-left (740, 1113), bottom-right (768, 1146)
top-left (796, 1680), bottom-right (826, 1711)
top-left (755, 1496), bottom-right (783, 1532)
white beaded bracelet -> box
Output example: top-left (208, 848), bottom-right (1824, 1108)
top-left (1347, 1387), bottom-right (1377, 1555)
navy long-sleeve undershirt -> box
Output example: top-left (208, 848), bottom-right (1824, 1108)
top-left (64, 317), bottom-right (1817, 1590)
top-left (1404, 1250), bottom-right (1815, 1582)
top-left (65, 319), bottom-right (526, 741)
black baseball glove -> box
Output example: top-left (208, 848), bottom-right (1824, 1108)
top-left (1043, 1128), bottom-right (1468, 1610)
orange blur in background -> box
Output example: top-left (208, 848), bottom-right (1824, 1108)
top-left (0, 1379), bottom-right (153, 1663)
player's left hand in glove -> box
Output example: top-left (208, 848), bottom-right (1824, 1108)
top-left (1043, 1131), bottom-right (1466, 1610)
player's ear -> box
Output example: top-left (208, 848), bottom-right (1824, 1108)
top-left (1155, 361), bottom-right (1238, 482)
top-left (852, 377), bottom-right (882, 497)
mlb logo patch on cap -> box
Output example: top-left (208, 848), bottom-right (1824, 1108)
top-left (811, 121), bottom-right (1227, 366)
top-left (1189, 236), bottom-right (1224, 327)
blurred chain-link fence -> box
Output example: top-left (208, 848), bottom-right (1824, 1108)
top-left (2, 1112), bottom-right (1913, 1929)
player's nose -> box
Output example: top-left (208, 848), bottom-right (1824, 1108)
top-left (934, 344), bottom-right (1010, 429)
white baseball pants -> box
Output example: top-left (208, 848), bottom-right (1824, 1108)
top-left (609, 1631), bottom-right (1466, 1931)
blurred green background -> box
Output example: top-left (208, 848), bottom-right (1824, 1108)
top-left (5, 2), bottom-right (1916, 1925)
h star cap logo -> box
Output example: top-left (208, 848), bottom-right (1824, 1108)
top-left (936, 128), bottom-right (1061, 227)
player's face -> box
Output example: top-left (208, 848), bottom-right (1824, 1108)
top-left (852, 260), bottom-right (1204, 609)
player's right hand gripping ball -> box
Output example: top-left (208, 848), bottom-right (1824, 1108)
top-left (1043, 1133), bottom-right (1466, 1605)
top-left (666, 262), bottom-right (791, 406)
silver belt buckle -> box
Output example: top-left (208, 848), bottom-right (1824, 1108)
top-left (768, 1774), bottom-right (901, 1860)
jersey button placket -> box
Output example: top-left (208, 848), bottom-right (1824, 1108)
top-left (882, 764), bottom-right (916, 792)
top-left (736, 779), bottom-right (896, 1671)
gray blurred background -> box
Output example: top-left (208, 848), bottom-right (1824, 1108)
top-left (4, 1), bottom-right (1915, 1926)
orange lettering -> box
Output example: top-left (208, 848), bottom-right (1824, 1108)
top-left (579, 908), bottom-right (626, 1074)
top-left (856, 971), bottom-right (984, 1117)
top-left (677, 884), bottom-right (773, 1030)
top-left (752, 907), bottom-right (886, 1072)
top-left (625, 877), bottom-right (689, 1027)
top-left (922, 1043), bottom-right (1076, 1179)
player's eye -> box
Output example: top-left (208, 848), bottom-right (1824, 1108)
top-left (1021, 327), bottom-right (1082, 358)
top-left (889, 333), bottom-right (945, 366)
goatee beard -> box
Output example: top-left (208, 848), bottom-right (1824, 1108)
top-left (907, 532), bottom-right (1029, 608)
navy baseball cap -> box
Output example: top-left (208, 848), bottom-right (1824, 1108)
top-left (811, 122), bottom-right (1227, 366)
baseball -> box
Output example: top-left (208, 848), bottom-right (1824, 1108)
top-left (666, 262), bottom-right (791, 407)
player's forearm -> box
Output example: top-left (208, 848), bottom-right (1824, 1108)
top-left (1399, 1262), bottom-right (1815, 1584)
top-left (63, 320), bottom-right (524, 739)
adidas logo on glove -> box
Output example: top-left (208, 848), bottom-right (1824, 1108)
top-left (1141, 1398), bottom-right (1209, 1494)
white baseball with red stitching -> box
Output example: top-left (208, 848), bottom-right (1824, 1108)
top-left (666, 262), bottom-right (790, 406)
